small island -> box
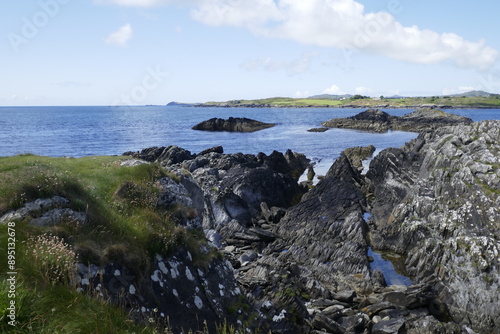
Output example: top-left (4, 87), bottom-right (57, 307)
top-left (322, 108), bottom-right (473, 133)
top-left (192, 117), bottom-right (275, 132)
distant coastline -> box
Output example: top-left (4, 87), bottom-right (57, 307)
top-left (170, 90), bottom-right (500, 109)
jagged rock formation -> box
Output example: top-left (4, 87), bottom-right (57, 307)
top-left (343, 145), bottom-right (376, 170)
top-left (366, 120), bottom-right (500, 333)
top-left (123, 133), bottom-right (499, 333)
top-left (192, 117), bottom-right (276, 132)
top-left (322, 108), bottom-right (472, 133)
top-left (0, 196), bottom-right (86, 226)
top-left (4, 118), bottom-right (498, 333)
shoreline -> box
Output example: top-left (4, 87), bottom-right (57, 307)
top-left (195, 104), bottom-right (500, 109)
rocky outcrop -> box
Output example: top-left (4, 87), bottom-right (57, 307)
top-left (76, 248), bottom-right (243, 333)
top-left (322, 108), bottom-right (472, 133)
top-left (366, 120), bottom-right (500, 333)
top-left (161, 148), bottom-right (310, 244)
top-left (343, 145), bottom-right (376, 170)
top-left (0, 196), bottom-right (87, 226)
top-left (307, 127), bottom-right (329, 132)
top-left (124, 145), bottom-right (194, 164)
top-left (192, 117), bottom-right (276, 132)
top-left (10, 119), bottom-right (497, 333)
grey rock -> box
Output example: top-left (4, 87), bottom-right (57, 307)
top-left (360, 302), bottom-right (396, 316)
top-left (0, 196), bottom-right (84, 227)
top-left (124, 145), bottom-right (194, 164)
top-left (198, 145), bottom-right (224, 155)
top-left (156, 177), bottom-right (193, 209)
top-left (371, 318), bottom-right (405, 334)
top-left (322, 108), bottom-right (472, 133)
top-left (30, 208), bottom-right (87, 227)
top-left (332, 290), bottom-right (356, 303)
top-left (120, 159), bottom-right (149, 167)
top-left (366, 120), bottom-right (500, 333)
top-left (192, 117), bottom-right (275, 132)
top-left (205, 229), bottom-right (224, 248)
top-left (311, 312), bottom-right (344, 334)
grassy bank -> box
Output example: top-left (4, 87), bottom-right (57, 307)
top-left (0, 154), bottom-right (209, 333)
top-left (200, 95), bottom-right (500, 108)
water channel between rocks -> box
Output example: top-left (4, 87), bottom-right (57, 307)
top-left (363, 213), bottom-right (413, 286)
top-left (368, 247), bottom-right (413, 286)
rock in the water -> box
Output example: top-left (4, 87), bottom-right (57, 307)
top-left (192, 117), bottom-right (275, 132)
top-left (322, 108), bottom-right (472, 133)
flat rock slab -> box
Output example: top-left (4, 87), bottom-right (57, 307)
top-left (192, 117), bottom-right (275, 132)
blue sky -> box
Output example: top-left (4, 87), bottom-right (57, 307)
top-left (1, 0), bottom-right (499, 106)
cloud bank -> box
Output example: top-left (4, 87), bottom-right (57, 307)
top-left (100, 0), bottom-right (498, 70)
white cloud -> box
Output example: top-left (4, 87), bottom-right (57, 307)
top-left (458, 86), bottom-right (476, 92)
top-left (97, 0), bottom-right (498, 71)
top-left (323, 85), bottom-right (346, 95)
top-left (442, 86), bottom-right (477, 95)
top-left (294, 90), bottom-right (310, 98)
top-left (191, 0), bottom-right (497, 71)
top-left (241, 52), bottom-right (318, 75)
top-left (95, 0), bottom-right (170, 7)
top-left (355, 86), bottom-right (372, 95)
top-left (105, 23), bottom-right (133, 46)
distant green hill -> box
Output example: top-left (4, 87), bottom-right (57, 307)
top-left (194, 91), bottom-right (500, 108)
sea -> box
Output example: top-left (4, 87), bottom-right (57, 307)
top-left (1, 106), bottom-right (499, 176)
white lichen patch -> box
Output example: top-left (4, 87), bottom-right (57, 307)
top-left (158, 261), bottom-right (168, 274)
top-left (273, 309), bottom-right (287, 322)
top-left (151, 270), bottom-right (161, 282)
top-left (185, 267), bottom-right (194, 281)
top-left (194, 296), bottom-right (203, 309)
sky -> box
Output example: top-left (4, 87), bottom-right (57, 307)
top-left (1, 0), bottom-right (500, 106)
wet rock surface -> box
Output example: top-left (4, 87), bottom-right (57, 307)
top-left (322, 108), bottom-right (472, 133)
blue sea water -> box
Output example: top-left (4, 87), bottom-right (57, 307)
top-left (0, 106), bottom-right (498, 174)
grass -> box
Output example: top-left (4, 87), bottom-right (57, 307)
top-left (201, 95), bottom-right (500, 108)
top-left (0, 154), bottom-right (230, 333)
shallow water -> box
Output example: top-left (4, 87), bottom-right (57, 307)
top-left (368, 247), bottom-right (412, 286)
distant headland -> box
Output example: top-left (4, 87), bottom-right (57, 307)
top-left (169, 90), bottom-right (500, 109)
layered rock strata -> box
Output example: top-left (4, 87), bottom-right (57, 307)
top-left (322, 108), bottom-right (472, 133)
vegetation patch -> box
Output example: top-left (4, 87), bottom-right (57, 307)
top-left (0, 154), bottom-right (215, 332)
